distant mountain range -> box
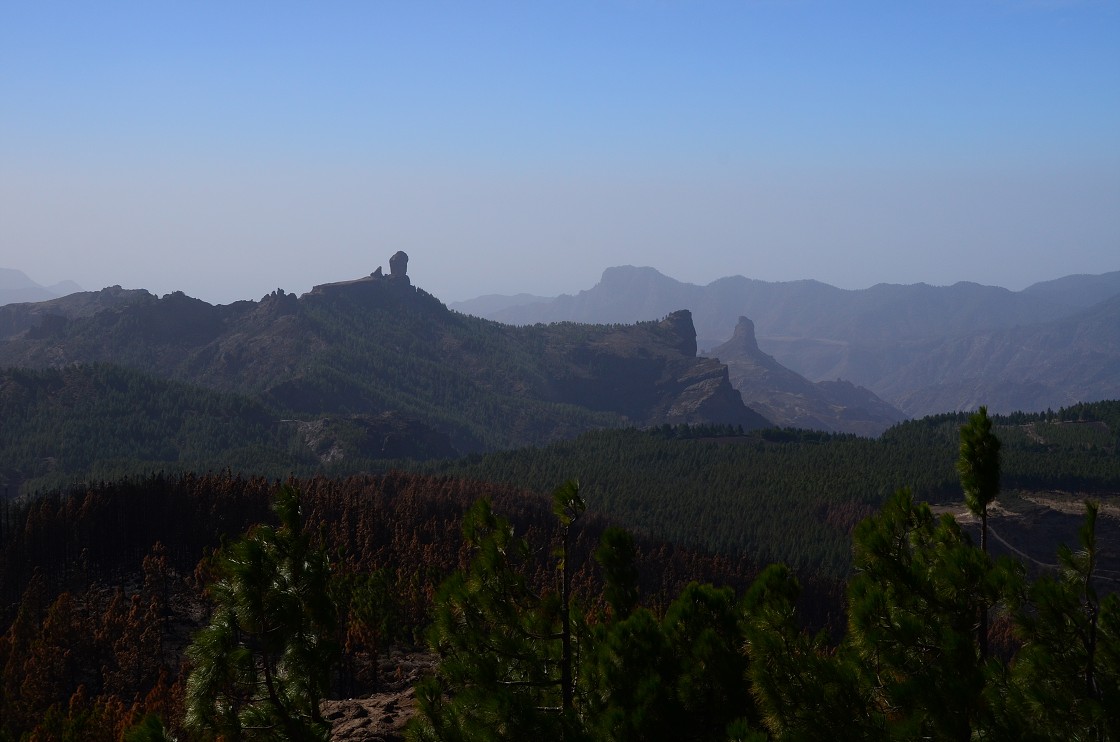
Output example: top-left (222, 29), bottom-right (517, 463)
top-left (451, 267), bottom-right (1120, 417)
top-left (5, 258), bottom-right (1116, 491)
top-left (0, 268), bottom-right (81, 307)
top-left (0, 264), bottom-right (772, 490)
top-left (0, 264), bottom-right (904, 439)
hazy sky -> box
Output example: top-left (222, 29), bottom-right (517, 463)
top-left (2, 1), bottom-right (1118, 305)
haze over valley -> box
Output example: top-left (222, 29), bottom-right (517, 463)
top-left (454, 265), bottom-right (1120, 419)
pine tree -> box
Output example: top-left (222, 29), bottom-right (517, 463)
top-left (184, 484), bottom-right (337, 741)
top-left (552, 479), bottom-right (586, 718)
top-left (957, 405), bottom-right (1001, 660)
top-left (744, 563), bottom-right (876, 741)
top-left (593, 526), bottom-right (639, 620)
top-left (847, 488), bottom-right (997, 740)
top-left (999, 501), bottom-right (1120, 740)
top-left (123, 713), bottom-right (177, 742)
top-left (662, 582), bottom-right (754, 740)
top-left (408, 484), bottom-right (587, 742)
top-left (581, 606), bottom-right (676, 741)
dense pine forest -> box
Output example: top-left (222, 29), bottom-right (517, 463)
top-left (6, 366), bottom-right (1119, 579)
top-left (0, 471), bottom-right (781, 741)
top-left (0, 403), bottom-right (1118, 739)
top-left (421, 402), bottom-right (1120, 578)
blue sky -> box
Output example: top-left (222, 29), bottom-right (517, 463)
top-left (2, 1), bottom-right (1118, 304)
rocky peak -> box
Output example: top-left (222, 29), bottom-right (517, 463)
top-left (389, 251), bottom-right (410, 284)
top-left (705, 315), bottom-right (906, 435)
top-left (709, 316), bottom-right (764, 362)
top-left (731, 316), bottom-right (759, 352)
top-left (311, 252), bottom-right (418, 296)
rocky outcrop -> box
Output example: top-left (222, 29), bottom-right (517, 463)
top-left (549, 310), bottom-right (770, 431)
top-left (321, 651), bottom-right (434, 741)
top-left (656, 309), bottom-right (698, 358)
top-left (295, 413), bottom-right (457, 463)
top-left (709, 316), bottom-right (904, 436)
top-left (311, 252), bottom-right (414, 294)
top-left (389, 251), bottom-right (409, 281)
top-left (665, 359), bottom-right (761, 427)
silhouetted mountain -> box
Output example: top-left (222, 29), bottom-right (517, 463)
top-left (0, 262), bottom-right (768, 465)
top-left (708, 317), bottom-right (905, 435)
top-left (473, 265), bottom-right (1078, 347)
top-left (1020, 270), bottom-right (1120, 311)
top-left (0, 269), bottom-right (82, 306)
top-left (461, 266), bottom-right (1120, 415)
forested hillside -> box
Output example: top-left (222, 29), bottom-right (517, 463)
top-left (421, 402), bottom-right (1120, 578)
top-left (0, 269), bottom-right (766, 459)
top-left (0, 365), bottom-right (313, 495)
top-left (5, 359), bottom-right (1117, 579)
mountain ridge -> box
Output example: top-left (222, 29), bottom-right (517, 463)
top-left (0, 268), bottom-right (82, 307)
top-left (453, 266), bottom-right (1120, 415)
top-left (0, 260), bottom-right (770, 461)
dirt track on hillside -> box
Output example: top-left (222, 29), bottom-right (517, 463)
top-left (936, 490), bottom-right (1120, 584)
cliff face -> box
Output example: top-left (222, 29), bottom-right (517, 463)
top-left (0, 276), bottom-right (768, 453)
top-left (547, 310), bottom-right (769, 430)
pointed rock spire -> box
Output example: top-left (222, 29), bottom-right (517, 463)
top-left (732, 316), bottom-right (758, 349)
top-left (714, 316), bottom-right (762, 359)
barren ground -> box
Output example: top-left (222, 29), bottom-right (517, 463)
top-left (933, 489), bottom-right (1120, 584)
top-left (322, 651), bottom-right (436, 741)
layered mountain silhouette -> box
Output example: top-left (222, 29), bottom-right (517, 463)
top-left (708, 317), bottom-right (904, 436)
top-left (0, 262), bottom-right (769, 460)
top-left (454, 267), bottom-right (1120, 416)
top-left (0, 268), bottom-right (81, 307)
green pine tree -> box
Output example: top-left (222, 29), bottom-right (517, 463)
top-left (184, 484), bottom-right (337, 741)
top-left (662, 582), bottom-right (755, 740)
top-left (998, 501), bottom-right (1120, 740)
top-left (744, 563), bottom-right (878, 742)
top-left (957, 405), bottom-right (1001, 660)
top-left (123, 714), bottom-right (176, 742)
top-left (593, 526), bottom-right (639, 621)
top-left (408, 482), bottom-right (587, 742)
top-left (581, 606), bottom-right (676, 741)
top-left (847, 488), bottom-right (997, 740)
top-left (552, 479), bottom-right (586, 718)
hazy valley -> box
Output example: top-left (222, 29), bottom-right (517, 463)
top-left (454, 266), bottom-right (1120, 418)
